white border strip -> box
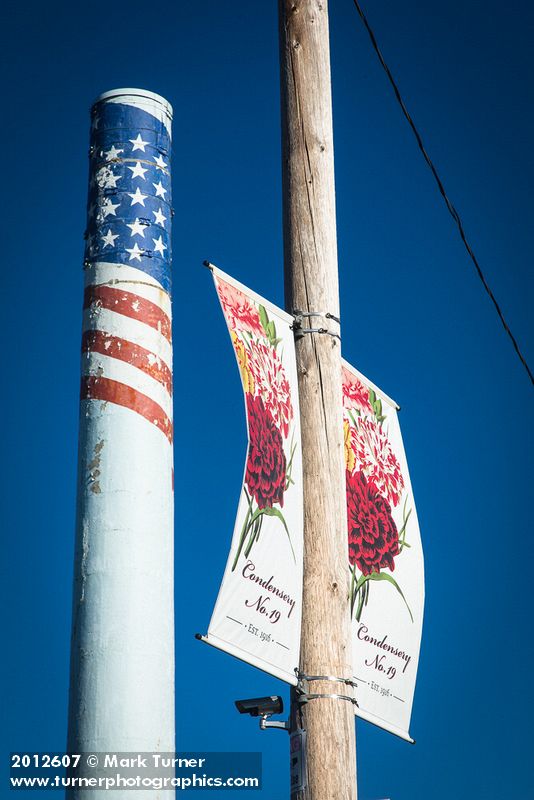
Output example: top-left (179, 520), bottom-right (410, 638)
top-left (355, 705), bottom-right (415, 743)
top-left (341, 358), bottom-right (400, 410)
top-left (200, 633), bottom-right (298, 687)
top-left (210, 264), bottom-right (295, 327)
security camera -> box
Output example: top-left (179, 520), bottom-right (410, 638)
top-left (235, 696), bottom-right (284, 717)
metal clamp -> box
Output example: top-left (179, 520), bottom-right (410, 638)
top-left (296, 672), bottom-right (359, 707)
top-left (293, 326), bottom-right (339, 340)
top-left (291, 309), bottom-right (341, 341)
top-left (296, 691), bottom-right (359, 708)
top-left (292, 309), bottom-right (341, 325)
top-left (298, 673), bottom-right (358, 689)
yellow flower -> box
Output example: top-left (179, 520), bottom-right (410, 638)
top-left (231, 331), bottom-right (255, 394)
top-left (344, 419), bottom-right (355, 472)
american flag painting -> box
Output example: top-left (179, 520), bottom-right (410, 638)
top-left (82, 90), bottom-right (173, 443)
top-left (68, 90), bottom-right (175, 762)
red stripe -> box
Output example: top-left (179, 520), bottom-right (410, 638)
top-left (81, 376), bottom-right (173, 444)
top-left (84, 285), bottom-right (172, 343)
top-left (82, 330), bottom-right (172, 395)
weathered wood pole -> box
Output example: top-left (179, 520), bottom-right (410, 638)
top-left (278, 2), bottom-right (358, 798)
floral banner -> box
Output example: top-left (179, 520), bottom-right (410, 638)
top-left (343, 361), bottom-right (424, 742)
top-left (201, 267), bottom-right (303, 685)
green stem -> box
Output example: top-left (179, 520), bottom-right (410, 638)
top-left (244, 516), bottom-right (260, 558)
top-left (355, 587), bottom-right (365, 622)
top-left (349, 565), bottom-right (357, 615)
top-left (231, 502), bottom-right (253, 571)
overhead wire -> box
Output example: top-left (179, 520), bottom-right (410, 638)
top-left (351, 0), bottom-right (533, 386)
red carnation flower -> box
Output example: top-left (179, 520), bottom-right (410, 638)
top-left (245, 394), bottom-right (287, 509)
top-left (346, 469), bottom-right (399, 575)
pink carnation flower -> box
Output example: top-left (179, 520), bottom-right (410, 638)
top-left (349, 416), bottom-right (404, 507)
top-left (217, 278), bottom-right (265, 337)
top-left (342, 367), bottom-right (373, 414)
top-left (247, 339), bottom-right (293, 438)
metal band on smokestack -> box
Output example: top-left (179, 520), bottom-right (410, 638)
top-left (68, 89), bottom-right (174, 786)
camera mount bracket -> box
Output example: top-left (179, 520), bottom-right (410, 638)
top-left (259, 713), bottom-right (290, 732)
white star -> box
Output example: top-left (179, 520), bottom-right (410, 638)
top-left (152, 235), bottom-right (167, 256)
top-left (127, 218), bottom-right (147, 238)
top-left (99, 198), bottom-right (120, 219)
top-left (101, 228), bottom-right (119, 248)
top-left (126, 242), bottom-right (144, 261)
top-left (105, 145), bottom-right (124, 161)
top-left (128, 187), bottom-right (148, 206)
top-left (153, 207), bottom-right (167, 226)
top-left (129, 133), bottom-right (149, 152)
top-left (153, 180), bottom-right (167, 199)
top-left (96, 166), bottom-right (121, 189)
top-left (128, 161), bottom-right (148, 180)
top-left (106, 172), bottom-right (121, 188)
top-left (153, 154), bottom-right (167, 170)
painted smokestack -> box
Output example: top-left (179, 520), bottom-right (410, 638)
top-left (68, 89), bottom-right (174, 780)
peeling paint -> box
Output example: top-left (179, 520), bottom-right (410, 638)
top-left (80, 519), bottom-right (89, 603)
top-left (87, 439), bottom-right (104, 493)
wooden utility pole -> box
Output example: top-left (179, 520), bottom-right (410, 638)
top-left (278, 2), bottom-right (358, 798)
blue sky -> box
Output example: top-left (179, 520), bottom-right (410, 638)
top-left (2, 1), bottom-right (533, 798)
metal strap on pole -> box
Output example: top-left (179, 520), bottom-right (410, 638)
top-left (291, 310), bottom-right (341, 341)
top-left (296, 673), bottom-right (359, 708)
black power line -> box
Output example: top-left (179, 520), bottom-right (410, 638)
top-left (352, 0), bottom-right (533, 386)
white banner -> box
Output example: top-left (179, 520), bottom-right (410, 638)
top-left (342, 361), bottom-right (424, 742)
top-left (201, 267), bottom-right (303, 685)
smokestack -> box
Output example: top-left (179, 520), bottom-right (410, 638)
top-left (68, 89), bottom-right (174, 773)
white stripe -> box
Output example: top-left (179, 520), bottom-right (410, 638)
top-left (81, 351), bottom-right (173, 421)
top-left (97, 91), bottom-right (173, 138)
top-left (82, 307), bottom-right (172, 372)
top-left (85, 262), bottom-right (172, 318)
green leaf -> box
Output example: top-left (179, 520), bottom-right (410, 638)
top-left (354, 573), bottom-right (369, 592)
top-left (259, 305), bottom-right (270, 335)
top-left (232, 504), bottom-right (253, 571)
top-left (355, 589), bottom-right (365, 622)
top-left (367, 572), bottom-right (414, 622)
top-left (244, 515), bottom-right (263, 557)
top-left (347, 410), bottom-right (359, 428)
top-left (244, 487), bottom-right (254, 513)
top-left (397, 508), bottom-right (412, 541)
top-left (267, 320), bottom-right (276, 342)
top-left (261, 506), bottom-right (296, 562)
top-left (369, 388), bottom-right (376, 405)
top-left (349, 564), bottom-right (357, 611)
top-left (286, 441), bottom-right (297, 473)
